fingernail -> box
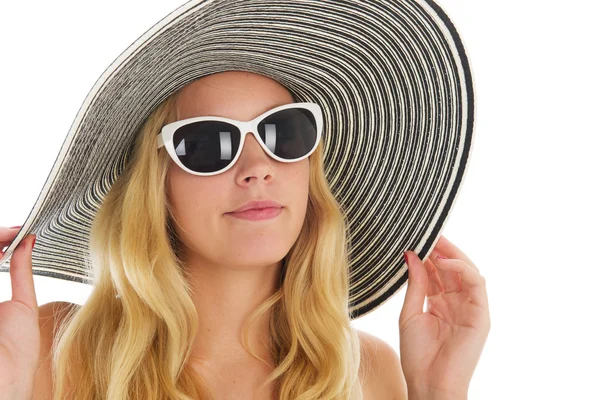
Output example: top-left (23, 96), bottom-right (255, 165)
top-left (31, 236), bottom-right (37, 249)
top-left (8, 225), bottom-right (22, 229)
top-left (404, 251), bottom-right (410, 264)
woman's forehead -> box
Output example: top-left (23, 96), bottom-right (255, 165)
top-left (175, 73), bottom-right (294, 122)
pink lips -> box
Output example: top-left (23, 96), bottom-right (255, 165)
top-left (226, 207), bottom-right (283, 221)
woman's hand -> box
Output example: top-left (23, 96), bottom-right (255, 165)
top-left (0, 227), bottom-right (40, 399)
top-left (399, 235), bottom-right (490, 398)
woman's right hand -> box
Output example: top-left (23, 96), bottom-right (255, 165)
top-left (0, 227), bottom-right (40, 398)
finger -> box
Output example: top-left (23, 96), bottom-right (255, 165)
top-left (423, 258), bottom-right (445, 296)
top-left (435, 257), bottom-right (488, 309)
top-left (0, 226), bottom-right (22, 245)
top-left (10, 234), bottom-right (39, 313)
top-left (425, 249), bottom-right (462, 293)
top-left (429, 256), bottom-right (463, 293)
top-left (399, 250), bottom-right (428, 327)
top-left (433, 235), bottom-right (479, 273)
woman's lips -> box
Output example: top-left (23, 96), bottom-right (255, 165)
top-left (226, 207), bottom-right (283, 221)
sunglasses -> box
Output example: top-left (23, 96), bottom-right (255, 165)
top-left (157, 102), bottom-right (323, 176)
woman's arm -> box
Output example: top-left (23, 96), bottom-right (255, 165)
top-left (358, 330), bottom-right (408, 400)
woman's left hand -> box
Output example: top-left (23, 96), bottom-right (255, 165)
top-left (399, 235), bottom-right (491, 398)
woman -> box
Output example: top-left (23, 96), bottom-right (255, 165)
top-left (0, 1), bottom-right (490, 399)
top-left (1, 70), bottom-right (489, 400)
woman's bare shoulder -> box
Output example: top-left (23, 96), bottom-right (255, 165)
top-left (356, 329), bottom-right (408, 400)
top-left (32, 302), bottom-right (79, 400)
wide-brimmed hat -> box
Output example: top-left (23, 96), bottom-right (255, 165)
top-left (0, 0), bottom-right (475, 319)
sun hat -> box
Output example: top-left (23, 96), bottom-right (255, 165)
top-left (0, 0), bottom-right (475, 319)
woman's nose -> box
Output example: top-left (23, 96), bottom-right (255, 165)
top-left (233, 132), bottom-right (276, 183)
top-left (239, 132), bottom-right (268, 159)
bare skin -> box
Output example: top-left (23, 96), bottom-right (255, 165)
top-left (0, 69), bottom-right (488, 400)
top-left (1, 71), bottom-right (411, 399)
top-left (166, 71), bottom-right (310, 396)
top-left (0, 229), bottom-right (38, 399)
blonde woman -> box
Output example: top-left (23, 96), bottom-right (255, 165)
top-left (0, 1), bottom-right (489, 399)
top-left (1, 70), bottom-right (488, 400)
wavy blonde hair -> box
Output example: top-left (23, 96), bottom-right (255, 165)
top-left (50, 80), bottom-right (366, 399)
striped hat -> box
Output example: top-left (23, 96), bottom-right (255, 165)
top-left (0, 0), bottom-right (475, 319)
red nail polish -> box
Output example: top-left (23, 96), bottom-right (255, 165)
top-left (31, 236), bottom-right (37, 249)
top-left (9, 225), bottom-right (22, 229)
top-left (404, 251), bottom-right (409, 264)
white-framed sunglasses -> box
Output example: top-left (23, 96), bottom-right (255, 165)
top-left (157, 102), bottom-right (323, 176)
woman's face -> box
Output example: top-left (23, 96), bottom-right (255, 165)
top-left (166, 71), bottom-right (310, 270)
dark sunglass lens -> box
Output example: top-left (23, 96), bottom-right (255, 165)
top-left (172, 121), bottom-right (241, 173)
top-left (257, 108), bottom-right (317, 160)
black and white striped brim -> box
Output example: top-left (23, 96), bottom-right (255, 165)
top-left (0, 0), bottom-right (475, 319)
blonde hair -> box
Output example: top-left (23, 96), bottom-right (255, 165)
top-left (50, 82), bottom-right (365, 399)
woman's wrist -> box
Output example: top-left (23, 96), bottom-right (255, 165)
top-left (407, 381), bottom-right (468, 400)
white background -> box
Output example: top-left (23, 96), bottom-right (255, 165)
top-left (1, 1), bottom-right (599, 399)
